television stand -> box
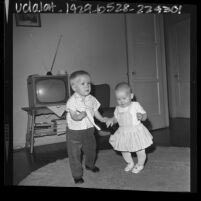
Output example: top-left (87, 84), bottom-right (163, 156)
top-left (22, 106), bottom-right (66, 154)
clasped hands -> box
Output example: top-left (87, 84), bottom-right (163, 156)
top-left (76, 109), bottom-right (144, 127)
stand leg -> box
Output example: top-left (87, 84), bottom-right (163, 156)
top-left (25, 114), bottom-right (31, 148)
top-left (30, 114), bottom-right (35, 154)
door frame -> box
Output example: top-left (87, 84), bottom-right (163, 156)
top-left (158, 15), bottom-right (169, 127)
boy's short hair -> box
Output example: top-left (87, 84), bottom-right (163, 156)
top-left (69, 70), bottom-right (90, 86)
top-left (115, 82), bottom-right (132, 93)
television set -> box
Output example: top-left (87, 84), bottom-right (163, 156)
top-left (27, 74), bottom-right (71, 108)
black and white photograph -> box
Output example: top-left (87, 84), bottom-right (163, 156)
top-left (4, 0), bottom-right (197, 195)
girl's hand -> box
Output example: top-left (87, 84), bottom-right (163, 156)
top-left (106, 118), bottom-right (114, 127)
top-left (137, 112), bottom-right (147, 121)
top-left (102, 117), bottom-right (109, 123)
top-left (136, 112), bottom-right (143, 121)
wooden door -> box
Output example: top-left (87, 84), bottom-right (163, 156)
top-left (171, 19), bottom-right (190, 117)
top-left (126, 15), bottom-right (169, 130)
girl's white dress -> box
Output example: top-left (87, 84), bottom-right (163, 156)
top-left (109, 102), bottom-right (153, 152)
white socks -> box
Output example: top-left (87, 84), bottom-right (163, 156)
top-left (132, 164), bottom-right (144, 174)
top-left (122, 151), bottom-right (145, 173)
top-left (122, 152), bottom-right (134, 172)
top-left (124, 163), bottom-right (134, 172)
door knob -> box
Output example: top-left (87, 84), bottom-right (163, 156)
top-left (132, 71), bottom-right (136, 75)
top-left (174, 74), bottom-right (178, 78)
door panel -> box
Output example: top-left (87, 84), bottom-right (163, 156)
top-left (133, 82), bottom-right (160, 114)
top-left (132, 44), bottom-right (158, 79)
top-left (128, 15), bottom-right (156, 43)
top-left (126, 15), bottom-right (169, 130)
top-left (173, 19), bottom-right (190, 117)
top-left (179, 82), bottom-right (190, 106)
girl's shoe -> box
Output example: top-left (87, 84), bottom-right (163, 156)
top-left (132, 164), bottom-right (144, 174)
top-left (124, 163), bottom-right (134, 172)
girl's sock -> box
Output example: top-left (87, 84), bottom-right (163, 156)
top-left (132, 164), bottom-right (144, 174)
top-left (122, 152), bottom-right (134, 172)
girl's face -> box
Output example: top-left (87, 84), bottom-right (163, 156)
top-left (115, 89), bottom-right (133, 108)
top-left (72, 75), bottom-right (91, 97)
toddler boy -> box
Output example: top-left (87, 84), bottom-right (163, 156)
top-left (66, 70), bottom-right (107, 184)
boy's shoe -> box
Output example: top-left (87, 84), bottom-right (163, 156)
top-left (124, 163), bottom-right (134, 172)
top-left (74, 177), bottom-right (84, 184)
top-left (85, 166), bottom-right (100, 172)
top-left (132, 164), bottom-right (144, 174)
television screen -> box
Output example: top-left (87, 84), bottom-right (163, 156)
top-left (27, 74), bottom-right (70, 107)
top-left (36, 79), bottom-right (66, 103)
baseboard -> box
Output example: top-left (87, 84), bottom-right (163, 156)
top-left (13, 134), bottom-right (66, 151)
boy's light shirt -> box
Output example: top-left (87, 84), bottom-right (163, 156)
top-left (66, 92), bottom-right (101, 130)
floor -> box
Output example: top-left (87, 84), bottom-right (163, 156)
top-left (13, 118), bottom-right (190, 185)
top-left (19, 147), bottom-right (190, 191)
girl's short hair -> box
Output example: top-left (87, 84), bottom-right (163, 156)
top-left (69, 70), bottom-right (90, 85)
top-left (115, 82), bottom-right (132, 93)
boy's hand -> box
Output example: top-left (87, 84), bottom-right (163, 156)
top-left (78, 111), bottom-right (87, 120)
top-left (136, 113), bottom-right (143, 121)
top-left (106, 118), bottom-right (114, 127)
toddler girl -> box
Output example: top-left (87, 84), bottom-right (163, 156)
top-left (106, 82), bottom-right (153, 173)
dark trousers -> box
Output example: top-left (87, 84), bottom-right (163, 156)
top-left (66, 127), bottom-right (96, 179)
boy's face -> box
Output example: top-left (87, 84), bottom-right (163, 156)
top-left (72, 75), bottom-right (91, 97)
top-left (115, 89), bottom-right (133, 108)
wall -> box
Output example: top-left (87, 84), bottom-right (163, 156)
top-left (13, 14), bottom-right (128, 149)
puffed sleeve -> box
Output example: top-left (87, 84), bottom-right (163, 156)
top-left (66, 96), bottom-right (77, 112)
top-left (91, 96), bottom-right (101, 112)
top-left (135, 102), bottom-right (146, 114)
top-left (114, 107), bottom-right (118, 119)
